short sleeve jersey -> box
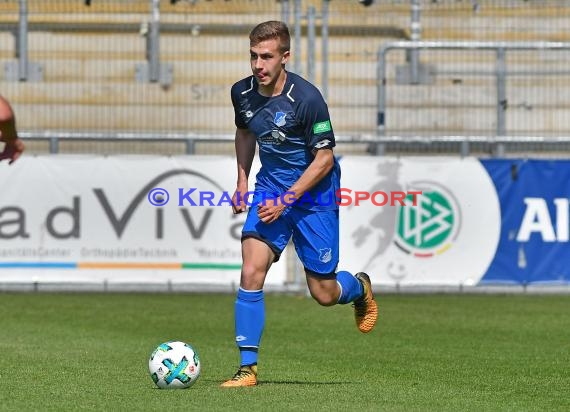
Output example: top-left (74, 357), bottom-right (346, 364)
top-left (230, 71), bottom-right (340, 211)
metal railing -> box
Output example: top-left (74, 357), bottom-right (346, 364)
top-left (19, 130), bottom-right (379, 155)
top-left (18, 130), bottom-right (232, 155)
top-left (375, 40), bottom-right (570, 154)
top-left (18, 130), bottom-right (570, 159)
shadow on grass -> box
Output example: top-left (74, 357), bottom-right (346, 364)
top-left (258, 380), bottom-right (355, 385)
top-left (197, 378), bottom-right (355, 386)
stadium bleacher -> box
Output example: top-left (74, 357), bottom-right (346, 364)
top-left (1, 0), bottom-right (570, 154)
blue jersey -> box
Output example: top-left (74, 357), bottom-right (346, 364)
top-left (231, 71), bottom-right (340, 211)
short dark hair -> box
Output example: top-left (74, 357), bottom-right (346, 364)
top-left (249, 21), bottom-right (290, 54)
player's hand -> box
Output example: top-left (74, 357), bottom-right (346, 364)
top-left (231, 187), bottom-right (248, 214)
top-left (0, 137), bottom-right (24, 165)
top-left (257, 197), bottom-right (287, 224)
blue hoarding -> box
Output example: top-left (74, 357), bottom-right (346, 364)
top-left (481, 159), bottom-right (570, 284)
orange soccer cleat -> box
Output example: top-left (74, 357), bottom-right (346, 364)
top-left (353, 272), bottom-right (378, 333)
top-left (220, 364), bottom-right (258, 388)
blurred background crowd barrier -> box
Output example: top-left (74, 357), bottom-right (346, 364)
top-left (2, 0), bottom-right (570, 157)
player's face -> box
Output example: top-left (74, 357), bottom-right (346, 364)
top-left (250, 39), bottom-right (290, 90)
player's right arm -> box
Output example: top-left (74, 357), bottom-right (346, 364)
top-left (0, 95), bottom-right (24, 164)
top-left (232, 127), bottom-right (256, 214)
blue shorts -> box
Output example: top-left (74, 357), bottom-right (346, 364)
top-left (242, 204), bottom-right (339, 276)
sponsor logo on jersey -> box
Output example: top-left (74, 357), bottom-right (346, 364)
top-left (271, 129), bottom-right (287, 144)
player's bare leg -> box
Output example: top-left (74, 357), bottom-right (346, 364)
top-left (307, 270), bottom-right (378, 333)
top-left (306, 273), bottom-right (341, 306)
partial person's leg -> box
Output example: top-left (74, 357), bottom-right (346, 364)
top-left (305, 270), bottom-right (378, 334)
top-left (235, 237), bottom-right (274, 367)
top-left (305, 270), bottom-right (363, 306)
top-left (221, 237), bottom-right (274, 388)
top-left (222, 204), bottom-right (292, 387)
top-left (294, 208), bottom-right (378, 333)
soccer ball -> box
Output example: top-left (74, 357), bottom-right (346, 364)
top-left (148, 341), bottom-right (201, 389)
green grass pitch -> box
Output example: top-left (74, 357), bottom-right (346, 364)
top-left (0, 292), bottom-right (568, 411)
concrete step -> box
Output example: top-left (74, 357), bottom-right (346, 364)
top-left (0, 0), bottom-right (279, 21)
top-left (11, 101), bottom-right (570, 136)
top-left (4, 53), bottom-right (569, 87)
top-left (12, 103), bottom-right (377, 133)
top-left (13, 102), bottom-right (233, 133)
top-left (1, 58), bottom-right (252, 82)
top-left (3, 29), bottom-right (569, 84)
top-left (1, 32), bottom-right (389, 58)
top-left (4, 81), bottom-right (570, 109)
top-left (1, 0), bottom-right (569, 46)
top-left (383, 108), bottom-right (570, 134)
top-left (4, 30), bottom-right (569, 61)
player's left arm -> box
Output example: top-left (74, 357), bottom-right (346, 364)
top-left (257, 92), bottom-right (335, 224)
top-left (285, 89), bottom-right (336, 202)
top-left (257, 148), bottom-right (333, 224)
top-left (0, 95), bottom-right (24, 164)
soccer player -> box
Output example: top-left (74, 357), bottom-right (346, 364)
top-left (0, 95), bottom-right (24, 164)
top-left (221, 21), bottom-right (378, 388)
